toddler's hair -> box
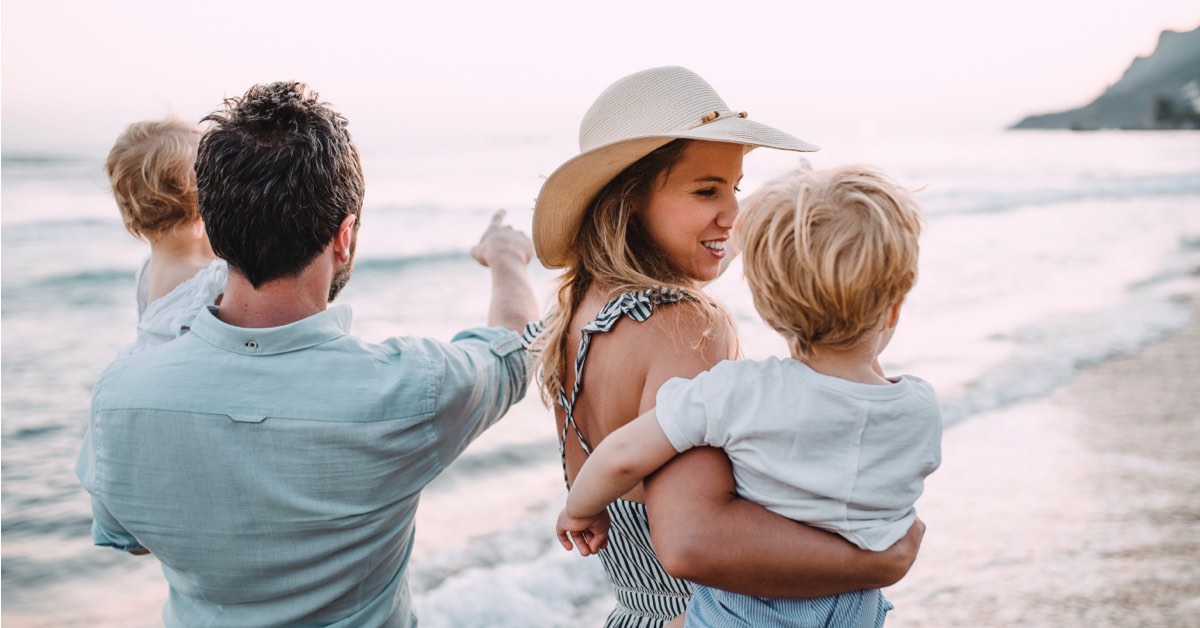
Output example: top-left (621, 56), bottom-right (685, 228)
top-left (105, 117), bottom-right (202, 239)
top-left (736, 164), bottom-right (922, 359)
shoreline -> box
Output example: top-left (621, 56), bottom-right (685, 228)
top-left (884, 295), bottom-right (1200, 626)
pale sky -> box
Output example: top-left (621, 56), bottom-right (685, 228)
top-left (3, 0), bottom-right (1198, 154)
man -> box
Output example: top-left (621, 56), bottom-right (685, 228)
top-left (76, 82), bottom-right (539, 626)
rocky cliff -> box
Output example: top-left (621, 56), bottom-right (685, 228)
top-left (1011, 26), bottom-right (1200, 130)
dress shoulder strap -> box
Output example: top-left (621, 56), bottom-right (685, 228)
top-left (552, 287), bottom-right (689, 484)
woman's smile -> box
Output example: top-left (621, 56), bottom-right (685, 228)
top-left (701, 238), bottom-right (728, 258)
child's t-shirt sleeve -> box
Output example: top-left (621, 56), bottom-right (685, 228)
top-left (655, 361), bottom-right (745, 453)
top-left (655, 375), bottom-right (709, 452)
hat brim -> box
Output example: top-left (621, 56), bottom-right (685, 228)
top-left (533, 116), bottom-right (820, 269)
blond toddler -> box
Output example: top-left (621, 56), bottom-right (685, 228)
top-left (106, 118), bottom-right (226, 357)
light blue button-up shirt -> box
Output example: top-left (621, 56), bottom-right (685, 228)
top-left (76, 304), bottom-right (529, 627)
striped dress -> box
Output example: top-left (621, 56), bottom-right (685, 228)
top-left (526, 288), bottom-right (693, 627)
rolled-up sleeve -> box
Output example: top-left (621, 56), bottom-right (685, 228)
top-left (89, 498), bottom-right (146, 552)
top-left (425, 326), bottom-right (529, 466)
top-left (75, 425), bottom-right (146, 553)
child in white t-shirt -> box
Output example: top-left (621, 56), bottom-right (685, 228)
top-left (556, 165), bottom-right (942, 627)
top-left (106, 118), bottom-right (226, 358)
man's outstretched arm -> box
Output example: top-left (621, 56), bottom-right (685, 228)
top-left (471, 209), bottom-right (538, 332)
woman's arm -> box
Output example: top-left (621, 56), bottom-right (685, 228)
top-left (645, 447), bottom-right (924, 598)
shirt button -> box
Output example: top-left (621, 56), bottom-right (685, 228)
top-left (245, 340), bottom-right (259, 350)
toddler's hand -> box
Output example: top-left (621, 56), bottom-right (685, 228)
top-left (556, 508), bottom-right (610, 557)
top-left (472, 209), bottom-right (533, 268)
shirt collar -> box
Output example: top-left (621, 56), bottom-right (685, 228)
top-left (189, 304), bottom-right (353, 356)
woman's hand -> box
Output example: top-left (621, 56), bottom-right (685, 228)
top-left (877, 516), bottom-right (925, 585)
top-left (556, 508), bottom-right (610, 557)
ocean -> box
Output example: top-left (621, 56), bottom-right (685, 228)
top-left (2, 130), bottom-right (1198, 626)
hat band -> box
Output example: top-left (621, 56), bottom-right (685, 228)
top-left (696, 110), bottom-right (749, 127)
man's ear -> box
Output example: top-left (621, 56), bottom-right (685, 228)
top-left (334, 214), bottom-right (357, 263)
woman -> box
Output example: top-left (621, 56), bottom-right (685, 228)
top-left (529, 66), bottom-right (924, 627)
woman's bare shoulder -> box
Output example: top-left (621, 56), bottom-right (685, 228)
top-left (609, 298), bottom-right (736, 410)
top-left (649, 298), bottom-right (736, 357)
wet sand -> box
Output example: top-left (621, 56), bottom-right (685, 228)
top-left (885, 297), bottom-right (1200, 627)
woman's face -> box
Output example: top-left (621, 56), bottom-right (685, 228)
top-left (639, 140), bottom-right (744, 282)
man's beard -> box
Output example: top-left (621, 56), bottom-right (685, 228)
top-left (328, 264), bottom-right (352, 302)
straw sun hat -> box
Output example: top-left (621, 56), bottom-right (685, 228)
top-left (532, 65), bottom-right (820, 269)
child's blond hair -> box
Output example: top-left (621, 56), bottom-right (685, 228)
top-left (736, 164), bottom-right (922, 359)
top-left (105, 118), bottom-right (202, 239)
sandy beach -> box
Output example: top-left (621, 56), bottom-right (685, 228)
top-left (884, 295), bottom-right (1200, 627)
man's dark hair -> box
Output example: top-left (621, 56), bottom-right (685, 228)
top-left (196, 81), bottom-right (365, 287)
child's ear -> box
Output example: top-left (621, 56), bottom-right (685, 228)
top-left (886, 301), bottom-right (902, 329)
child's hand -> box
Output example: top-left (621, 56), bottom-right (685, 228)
top-left (555, 508), bottom-right (610, 557)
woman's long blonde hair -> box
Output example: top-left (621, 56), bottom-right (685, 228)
top-left (532, 139), bottom-right (732, 406)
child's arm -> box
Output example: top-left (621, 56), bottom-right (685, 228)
top-left (555, 408), bottom-right (678, 556)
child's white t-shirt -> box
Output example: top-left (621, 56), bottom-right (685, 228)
top-left (117, 257), bottom-right (227, 358)
top-left (655, 357), bottom-right (942, 551)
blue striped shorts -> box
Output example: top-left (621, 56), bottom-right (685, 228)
top-left (683, 586), bottom-right (892, 627)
